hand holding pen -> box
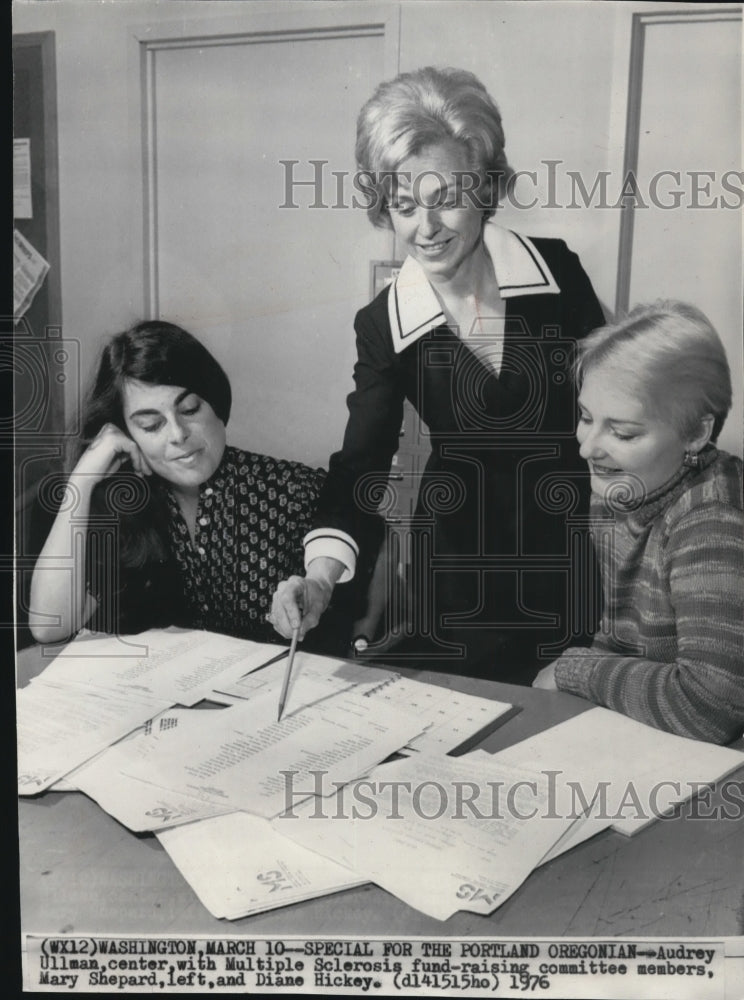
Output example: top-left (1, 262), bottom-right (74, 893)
top-left (269, 558), bottom-right (343, 641)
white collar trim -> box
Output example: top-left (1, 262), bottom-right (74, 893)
top-left (387, 224), bottom-right (560, 354)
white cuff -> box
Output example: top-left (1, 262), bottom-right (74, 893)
top-left (303, 528), bottom-right (358, 583)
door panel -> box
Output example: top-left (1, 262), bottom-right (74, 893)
top-left (620, 10), bottom-right (742, 456)
top-left (145, 25), bottom-right (394, 466)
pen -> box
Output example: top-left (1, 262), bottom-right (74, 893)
top-left (277, 626), bottom-right (300, 722)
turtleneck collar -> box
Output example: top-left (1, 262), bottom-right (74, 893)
top-left (595, 445), bottom-right (719, 526)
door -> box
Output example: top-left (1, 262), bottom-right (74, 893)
top-left (137, 9), bottom-right (398, 466)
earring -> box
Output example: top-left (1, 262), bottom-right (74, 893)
top-left (683, 450), bottom-right (700, 469)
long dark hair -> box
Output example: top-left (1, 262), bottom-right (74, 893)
top-left (71, 320), bottom-right (232, 568)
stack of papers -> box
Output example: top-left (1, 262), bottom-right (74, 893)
top-left (17, 680), bottom-right (169, 793)
top-left (117, 687), bottom-right (428, 819)
top-left (273, 753), bottom-right (583, 921)
top-left (65, 708), bottom-right (236, 830)
top-left (262, 710), bottom-right (743, 921)
top-left (21, 628), bottom-right (740, 923)
top-left (215, 651), bottom-right (510, 755)
top-left (17, 627), bottom-right (515, 919)
top-left (17, 629), bottom-right (285, 793)
top-left (495, 707), bottom-right (744, 846)
top-left (158, 812), bottom-right (366, 919)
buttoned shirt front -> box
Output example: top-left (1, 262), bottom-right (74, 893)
top-left (166, 445), bottom-right (325, 640)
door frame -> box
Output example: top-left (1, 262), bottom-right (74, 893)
top-left (126, 3), bottom-right (401, 317)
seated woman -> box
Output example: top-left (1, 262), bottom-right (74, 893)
top-left (27, 320), bottom-right (330, 647)
top-left (533, 301), bottom-right (744, 745)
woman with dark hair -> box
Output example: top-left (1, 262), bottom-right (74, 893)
top-left (271, 66), bottom-right (605, 682)
top-left (28, 320), bottom-right (326, 645)
top-left (534, 301), bottom-right (744, 744)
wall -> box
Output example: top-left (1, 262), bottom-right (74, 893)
top-left (399, 0), bottom-right (621, 311)
top-left (13, 0), bottom-right (742, 458)
top-left (13, 0), bottom-right (365, 463)
top-left (398, 3), bottom-right (742, 462)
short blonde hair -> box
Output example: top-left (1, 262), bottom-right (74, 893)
top-left (356, 66), bottom-right (514, 229)
top-left (575, 301), bottom-right (732, 442)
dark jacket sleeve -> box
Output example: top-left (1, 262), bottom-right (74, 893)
top-left (313, 293), bottom-right (404, 556)
top-left (544, 238), bottom-right (606, 340)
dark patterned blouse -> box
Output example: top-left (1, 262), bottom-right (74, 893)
top-left (164, 446), bottom-right (325, 641)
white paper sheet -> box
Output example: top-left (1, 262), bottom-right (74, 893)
top-left (69, 709), bottom-right (234, 831)
top-left (14, 227), bottom-right (49, 317)
top-left (158, 811), bottom-right (365, 919)
top-left (216, 650), bottom-right (512, 755)
top-left (17, 680), bottom-right (168, 794)
top-left (276, 752), bottom-right (583, 921)
top-left (30, 628), bottom-right (283, 706)
top-left (461, 748), bottom-right (612, 865)
top-left (365, 674), bottom-right (512, 755)
top-left (14, 138), bottom-right (32, 218)
top-left (212, 650), bottom-right (392, 704)
top-left (493, 706), bottom-right (744, 836)
top-left (121, 690), bottom-right (427, 818)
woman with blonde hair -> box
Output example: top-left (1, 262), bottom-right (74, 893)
top-left (271, 66), bottom-right (605, 681)
top-left (533, 301), bottom-right (744, 744)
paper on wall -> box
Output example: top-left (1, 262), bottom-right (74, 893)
top-left (14, 228), bottom-right (49, 318)
top-left (14, 139), bottom-right (33, 219)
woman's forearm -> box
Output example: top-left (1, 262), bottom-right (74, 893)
top-left (554, 647), bottom-right (743, 744)
top-left (28, 475), bottom-right (97, 643)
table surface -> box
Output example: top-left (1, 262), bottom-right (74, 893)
top-left (17, 641), bottom-right (744, 939)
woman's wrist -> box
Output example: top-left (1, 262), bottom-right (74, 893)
top-left (306, 556), bottom-right (345, 592)
top-left (67, 469), bottom-right (101, 499)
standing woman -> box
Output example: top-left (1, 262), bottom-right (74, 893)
top-left (271, 66), bottom-right (605, 681)
top-left (27, 321), bottom-right (327, 646)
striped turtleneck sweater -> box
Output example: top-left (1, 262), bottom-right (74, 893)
top-left (554, 446), bottom-right (743, 744)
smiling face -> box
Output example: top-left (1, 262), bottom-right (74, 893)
top-left (122, 379), bottom-right (226, 494)
top-left (576, 365), bottom-right (695, 501)
top-left (387, 139), bottom-right (486, 283)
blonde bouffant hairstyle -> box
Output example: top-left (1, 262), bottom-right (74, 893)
top-left (575, 301), bottom-right (732, 442)
top-left (355, 66), bottom-right (514, 230)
